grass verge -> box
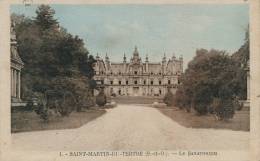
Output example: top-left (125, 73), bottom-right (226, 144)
top-left (158, 106), bottom-right (249, 131)
top-left (11, 109), bottom-right (106, 133)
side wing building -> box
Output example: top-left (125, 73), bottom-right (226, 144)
top-left (11, 23), bottom-right (24, 104)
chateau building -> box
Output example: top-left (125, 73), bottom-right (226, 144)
top-left (11, 23), bottom-right (24, 103)
top-left (94, 47), bottom-right (183, 97)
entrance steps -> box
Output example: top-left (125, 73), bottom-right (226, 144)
top-left (112, 96), bottom-right (163, 104)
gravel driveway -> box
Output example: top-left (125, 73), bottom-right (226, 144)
top-left (12, 104), bottom-right (249, 151)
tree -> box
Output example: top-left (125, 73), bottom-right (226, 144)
top-left (12, 5), bottom-right (96, 115)
top-left (96, 88), bottom-right (107, 107)
top-left (175, 49), bottom-right (237, 116)
top-left (35, 5), bottom-right (58, 30)
top-left (163, 88), bottom-right (174, 106)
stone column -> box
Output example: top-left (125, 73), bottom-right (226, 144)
top-left (11, 69), bottom-right (12, 97)
top-left (13, 70), bottom-right (17, 98)
top-left (12, 69), bottom-right (15, 97)
top-left (18, 71), bottom-right (21, 99)
top-left (247, 71), bottom-right (250, 100)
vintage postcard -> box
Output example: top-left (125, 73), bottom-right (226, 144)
top-left (0, 0), bottom-right (259, 161)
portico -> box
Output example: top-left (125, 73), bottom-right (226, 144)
top-left (11, 23), bottom-right (24, 102)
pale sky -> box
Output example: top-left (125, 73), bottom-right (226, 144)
top-left (11, 4), bottom-right (249, 69)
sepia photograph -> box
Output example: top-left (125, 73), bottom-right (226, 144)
top-left (1, 1), bottom-right (259, 161)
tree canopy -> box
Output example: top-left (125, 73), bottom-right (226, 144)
top-left (174, 29), bottom-right (249, 115)
top-left (11, 5), bottom-right (96, 101)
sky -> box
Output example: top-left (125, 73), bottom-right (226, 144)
top-left (11, 4), bottom-right (249, 69)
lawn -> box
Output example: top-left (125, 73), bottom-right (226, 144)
top-left (158, 106), bottom-right (249, 131)
top-left (11, 109), bottom-right (106, 133)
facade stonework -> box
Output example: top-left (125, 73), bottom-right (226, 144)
top-left (94, 47), bottom-right (183, 97)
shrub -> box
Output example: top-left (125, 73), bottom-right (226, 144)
top-left (211, 98), bottom-right (235, 121)
top-left (194, 103), bottom-right (208, 115)
top-left (209, 97), bottom-right (221, 114)
top-left (163, 89), bottom-right (174, 106)
top-left (33, 93), bottom-right (49, 121)
top-left (51, 76), bottom-right (93, 112)
top-left (96, 88), bottom-right (107, 107)
top-left (233, 96), bottom-right (243, 111)
top-left (57, 91), bottom-right (76, 116)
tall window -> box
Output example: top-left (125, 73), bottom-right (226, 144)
top-left (134, 80), bottom-right (138, 85)
top-left (144, 80), bottom-right (146, 85)
top-left (126, 80), bottom-right (128, 85)
top-left (111, 81), bottom-right (113, 85)
top-left (168, 80), bottom-right (171, 84)
top-left (159, 80), bottom-right (161, 85)
top-left (151, 81), bottom-right (153, 85)
top-left (119, 81), bottom-right (121, 85)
